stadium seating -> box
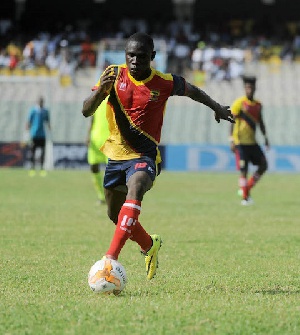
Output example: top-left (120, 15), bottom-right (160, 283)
top-left (0, 61), bottom-right (300, 146)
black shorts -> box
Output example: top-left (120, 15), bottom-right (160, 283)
top-left (32, 138), bottom-right (46, 148)
top-left (104, 156), bottom-right (160, 189)
top-left (235, 144), bottom-right (266, 172)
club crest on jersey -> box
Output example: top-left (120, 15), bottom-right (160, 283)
top-left (119, 82), bottom-right (127, 91)
top-left (149, 90), bottom-right (160, 101)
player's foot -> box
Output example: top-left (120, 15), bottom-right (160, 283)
top-left (143, 234), bottom-right (162, 280)
top-left (241, 197), bottom-right (254, 206)
top-left (29, 169), bottom-right (36, 177)
top-left (40, 170), bottom-right (47, 177)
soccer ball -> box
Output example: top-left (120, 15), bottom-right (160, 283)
top-left (88, 258), bottom-right (127, 295)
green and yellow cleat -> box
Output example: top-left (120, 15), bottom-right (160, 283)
top-left (144, 234), bottom-right (162, 280)
top-left (40, 170), bottom-right (47, 177)
top-left (28, 169), bottom-right (36, 177)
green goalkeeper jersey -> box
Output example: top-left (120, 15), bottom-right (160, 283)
top-left (90, 97), bottom-right (110, 149)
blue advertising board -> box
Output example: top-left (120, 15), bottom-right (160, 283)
top-left (165, 145), bottom-right (300, 172)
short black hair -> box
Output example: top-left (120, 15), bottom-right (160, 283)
top-left (126, 32), bottom-right (154, 51)
top-left (242, 75), bottom-right (257, 85)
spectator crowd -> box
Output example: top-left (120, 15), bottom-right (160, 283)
top-left (1, 14), bottom-right (300, 85)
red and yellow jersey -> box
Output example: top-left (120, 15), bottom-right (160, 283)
top-left (231, 96), bottom-right (262, 145)
top-left (92, 64), bottom-right (186, 163)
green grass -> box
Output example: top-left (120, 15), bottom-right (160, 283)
top-left (1, 168), bottom-right (299, 335)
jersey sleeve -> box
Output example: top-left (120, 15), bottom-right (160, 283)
top-left (171, 74), bottom-right (186, 96)
top-left (230, 98), bottom-right (242, 116)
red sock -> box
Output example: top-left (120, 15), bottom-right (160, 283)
top-left (248, 172), bottom-right (261, 190)
top-left (106, 200), bottom-right (141, 259)
top-left (130, 221), bottom-right (152, 253)
top-left (239, 177), bottom-right (248, 199)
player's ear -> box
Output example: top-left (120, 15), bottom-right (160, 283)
top-left (151, 51), bottom-right (156, 61)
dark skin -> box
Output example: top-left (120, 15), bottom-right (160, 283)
top-left (82, 37), bottom-right (235, 224)
top-left (230, 82), bottom-right (269, 177)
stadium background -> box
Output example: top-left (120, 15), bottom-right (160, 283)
top-left (1, 0), bottom-right (300, 171)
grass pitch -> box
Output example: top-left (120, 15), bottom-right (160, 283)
top-left (0, 168), bottom-right (299, 335)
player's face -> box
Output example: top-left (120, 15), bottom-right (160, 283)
top-left (245, 83), bottom-right (255, 99)
top-left (125, 40), bottom-right (154, 81)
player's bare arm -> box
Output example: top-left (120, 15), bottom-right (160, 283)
top-left (259, 112), bottom-right (269, 149)
top-left (82, 66), bottom-right (117, 118)
top-left (185, 82), bottom-right (235, 124)
top-left (229, 123), bottom-right (235, 152)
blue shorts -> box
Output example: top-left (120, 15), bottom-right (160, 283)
top-left (103, 156), bottom-right (160, 189)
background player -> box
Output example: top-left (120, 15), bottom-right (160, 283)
top-left (230, 75), bottom-right (269, 205)
top-left (26, 96), bottom-right (51, 176)
top-left (87, 97), bottom-right (109, 204)
top-left (82, 32), bottom-right (235, 280)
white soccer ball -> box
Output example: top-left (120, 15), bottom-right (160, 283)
top-left (88, 258), bottom-right (127, 295)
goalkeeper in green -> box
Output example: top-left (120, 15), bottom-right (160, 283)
top-left (87, 97), bottom-right (109, 204)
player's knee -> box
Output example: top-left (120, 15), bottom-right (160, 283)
top-left (263, 158), bottom-right (268, 171)
top-left (127, 178), bottom-right (152, 200)
top-left (259, 159), bottom-right (268, 173)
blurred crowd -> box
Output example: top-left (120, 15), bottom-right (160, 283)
top-left (0, 21), bottom-right (95, 85)
top-left (1, 15), bottom-right (300, 84)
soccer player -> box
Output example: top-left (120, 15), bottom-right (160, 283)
top-left (87, 97), bottom-right (109, 204)
top-left (82, 32), bottom-right (234, 280)
top-left (230, 76), bottom-right (269, 205)
top-left (26, 96), bottom-right (51, 177)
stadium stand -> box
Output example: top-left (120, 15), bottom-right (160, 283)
top-left (1, 60), bottom-right (300, 146)
top-left (1, 0), bottom-right (300, 147)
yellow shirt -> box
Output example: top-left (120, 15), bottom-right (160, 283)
top-left (231, 96), bottom-right (262, 145)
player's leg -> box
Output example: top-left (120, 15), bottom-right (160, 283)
top-left (105, 187), bottom-right (127, 224)
top-left (105, 158), bottom-right (161, 279)
top-left (125, 159), bottom-right (159, 258)
top-left (29, 139), bottom-right (37, 176)
top-left (235, 145), bottom-right (250, 201)
top-left (234, 147), bottom-right (242, 196)
top-left (105, 170), bottom-right (153, 260)
top-left (106, 171), bottom-right (161, 280)
top-left (90, 163), bottom-right (106, 203)
top-left (88, 142), bottom-right (107, 203)
top-left (248, 145), bottom-right (268, 191)
top-left (39, 139), bottom-right (46, 175)
top-left (105, 183), bottom-right (156, 255)
top-left (126, 160), bottom-right (162, 279)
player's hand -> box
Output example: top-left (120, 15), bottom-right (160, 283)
top-left (265, 137), bottom-right (270, 150)
top-left (230, 141), bottom-right (236, 153)
top-left (214, 105), bottom-right (235, 124)
top-left (99, 65), bottom-right (117, 95)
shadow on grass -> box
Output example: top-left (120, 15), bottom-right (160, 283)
top-left (254, 289), bottom-right (300, 295)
